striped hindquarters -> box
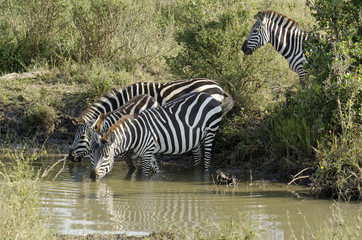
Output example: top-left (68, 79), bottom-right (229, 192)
top-left (159, 78), bottom-right (229, 104)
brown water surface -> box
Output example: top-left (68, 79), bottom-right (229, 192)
top-left (27, 156), bottom-right (362, 238)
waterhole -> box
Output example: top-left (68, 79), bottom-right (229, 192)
top-left (11, 156), bottom-right (362, 238)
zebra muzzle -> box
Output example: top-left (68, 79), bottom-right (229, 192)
top-left (90, 169), bottom-right (101, 181)
top-left (241, 41), bottom-right (252, 55)
top-left (68, 149), bottom-right (81, 162)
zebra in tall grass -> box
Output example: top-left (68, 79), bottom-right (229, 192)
top-left (69, 78), bottom-right (233, 162)
top-left (69, 95), bottom-right (159, 163)
top-left (242, 10), bottom-right (308, 86)
top-left (87, 92), bottom-right (234, 180)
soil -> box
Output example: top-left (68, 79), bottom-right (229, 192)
top-left (56, 232), bottom-right (175, 240)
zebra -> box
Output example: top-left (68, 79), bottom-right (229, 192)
top-left (69, 78), bottom-right (233, 162)
top-left (242, 10), bottom-right (308, 86)
top-left (87, 92), bottom-right (234, 180)
top-left (69, 94), bottom-right (159, 164)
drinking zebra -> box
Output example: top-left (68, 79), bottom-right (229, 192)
top-left (69, 95), bottom-right (159, 163)
top-left (87, 92), bottom-right (234, 180)
top-left (242, 10), bottom-right (308, 86)
top-left (69, 78), bottom-right (233, 162)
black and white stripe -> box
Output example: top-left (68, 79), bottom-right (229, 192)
top-left (69, 95), bottom-right (159, 163)
top-left (79, 78), bottom-right (232, 123)
top-left (88, 92), bottom-right (233, 180)
top-left (242, 10), bottom-right (308, 86)
top-left (70, 78), bottom-right (233, 162)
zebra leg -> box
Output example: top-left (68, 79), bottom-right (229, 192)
top-left (154, 153), bottom-right (161, 166)
top-left (203, 132), bottom-right (217, 172)
top-left (150, 155), bottom-right (160, 174)
top-left (141, 156), bottom-right (151, 176)
top-left (120, 151), bottom-right (135, 171)
top-left (141, 154), bottom-right (159, 176)
top-left (192, 145), bottom-right (202, 167)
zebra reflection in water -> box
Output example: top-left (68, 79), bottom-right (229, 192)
top-left (91, 172), bottom-right (214, 232)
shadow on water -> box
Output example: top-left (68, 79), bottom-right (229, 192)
top-left (4, 155), bottom-right (362, 239)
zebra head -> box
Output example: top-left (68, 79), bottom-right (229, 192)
top-left (242, 12), bottom-right (269, 55)
top-left (88, 130), bottom-right (117, 181)
top-left (68, 119), bottom-right (98, 162)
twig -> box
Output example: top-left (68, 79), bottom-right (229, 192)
top-left (288, 176), bottom-right (310, 185)
top-left (288, 167), bottom-right (312, 185)
top-left (52, 157), bottom-right (67, 181)
top-left (41, 156), bottom-right (67, 179)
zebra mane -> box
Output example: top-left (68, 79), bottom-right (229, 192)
top-left (256, 10), bottom-right (305, 32)
top-left (78, 87), bottom-right (123, 123)
top-left (101, 114), bottom-right (134, 144)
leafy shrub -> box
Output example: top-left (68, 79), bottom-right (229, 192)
top-left (72, 0), bottom-right (125, 62)
top-left (0, 0), bottom-right (66, 72)
top-left (311, 132), bottom-right (361, 201)
top-left (273, 0), bottom-right (362, 199)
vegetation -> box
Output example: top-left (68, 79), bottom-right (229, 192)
top-left (0, 0), bottom-right (360, 203)
top-left (304, 0), bottom-right (361, 201)
top-left (0, 149), bottom-right (55, 240)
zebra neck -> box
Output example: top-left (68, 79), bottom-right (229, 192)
top-left (108, 119), bottom-right (135, 154)
top-left (268, 24), bottom-right (306, 66)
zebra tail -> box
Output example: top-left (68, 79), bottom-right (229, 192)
top-left (220, 96), bottom-right (234, 118)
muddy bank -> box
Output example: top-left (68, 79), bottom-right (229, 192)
top-left (56, 232), bottom-right (174, 240)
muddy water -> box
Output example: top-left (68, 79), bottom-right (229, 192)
top-left (31, 156), bottom-right (361, 238)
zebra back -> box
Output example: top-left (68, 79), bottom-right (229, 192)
top-left (78, 78), bottom-right (231, 123)
top-left (96, 94), bottom-right (160, 134)
top-left (159, 78), bottom-right (230, 104)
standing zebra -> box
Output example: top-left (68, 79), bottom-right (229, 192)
top-left (69, 78), bottom-right (233, 162)
top-left (69, 95), bottom-right (159, 163)
top-left (88, 92), bottom-right (233, 180)
top-left (242, 10), bottom-right (308, 86)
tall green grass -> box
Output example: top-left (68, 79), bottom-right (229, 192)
top-left (0, 150), bottom-right (56, 240)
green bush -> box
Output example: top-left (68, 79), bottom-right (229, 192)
top-left (72, 0), bottom-right (126, 62)
top-left (0, 0), bottom-right (66, 73)
top-left (239, 1), bottom-right (362, 192)
top-left (311, 132), bottom-right (361, 201)
top-left (265, 0), bottom-right (362, 199)
top-left (166, 0), bottom-right (268, 99)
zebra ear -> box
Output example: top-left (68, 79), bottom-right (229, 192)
top-left (107, 131), bottom-right (117, 145)
top-left (254, 12), bottom-right (263, 20)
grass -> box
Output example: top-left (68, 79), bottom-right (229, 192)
top-left (288, 203), bottom-right (361, 240)
top-left (0, 149), bottom-right (56, 240)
